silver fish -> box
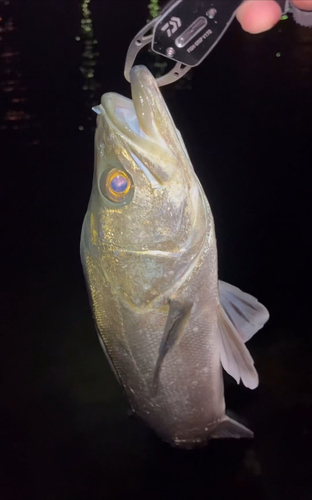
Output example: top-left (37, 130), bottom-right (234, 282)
top-left (80, 65), bottom-right (269, 449)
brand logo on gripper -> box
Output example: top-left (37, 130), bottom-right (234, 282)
top-left (161, 16), bottom-right (182, 38)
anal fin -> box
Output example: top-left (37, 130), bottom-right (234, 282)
top-left (153, 299), bottom-right (192, 392)
top-left (211, 416), bottom-right (254, 439)
top-left (217, 305), bottom-right (259, 389)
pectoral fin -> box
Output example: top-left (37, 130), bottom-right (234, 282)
top-left (219, 280), bottom-right (269, 343)
top-left (217, 305), bottom-right (259, 389)
top-left (153, 299), bottom-right (193, 392)
top-left (96, 327), bottom-right (122, 385)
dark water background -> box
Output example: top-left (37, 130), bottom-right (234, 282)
top-left (1, 1), bottom-right (312, 498)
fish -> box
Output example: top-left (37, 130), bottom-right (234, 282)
top-left (80, 65), bottom-right (269, 449)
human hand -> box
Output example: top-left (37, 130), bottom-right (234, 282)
top-left (236, 0), bottom-right (312, 33)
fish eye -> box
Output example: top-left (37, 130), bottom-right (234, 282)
top-left (100, 168), bottom-right (133, 203)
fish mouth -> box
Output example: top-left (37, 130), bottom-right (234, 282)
top-left (99, 66), bottom-right (181, 161)
top-left (101, 91), bottom-right (147, 142)
top-left (98, 66), bottom-right (193, 186)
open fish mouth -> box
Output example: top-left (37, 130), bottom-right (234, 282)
top-left (97, 65), bottom-right (175, 149)
top-left (94, 65), bottom-right (190, 186)
top-left (100, 92), bottom-right (147, 141)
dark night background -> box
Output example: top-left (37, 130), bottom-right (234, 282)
top-left (1, 0), bottom-right (312, 498)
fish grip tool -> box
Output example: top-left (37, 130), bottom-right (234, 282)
top-left (124, 0), bottom-right (312, 87)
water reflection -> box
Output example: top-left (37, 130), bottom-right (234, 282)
top-left (77, 0), bottom-right (100, 132)
top-left (0, 0), bottom-right (37, 140)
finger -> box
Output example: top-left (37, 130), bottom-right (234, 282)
top-left (292, 0), bottom-right (312, 9)
top-left (236, 0), bottom-right (282, 34)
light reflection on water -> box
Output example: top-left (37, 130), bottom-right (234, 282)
top-left (77, 0), bottom-right (100, 132)
top-left (0, 0), bottom-right (39, 143)
top-left (0, 0), bottom-right (196, 147)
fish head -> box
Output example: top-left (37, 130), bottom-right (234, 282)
top-left (83, 65), bottom-right (210, 307)
top-left (90, 65), bottom-right (206, 251)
